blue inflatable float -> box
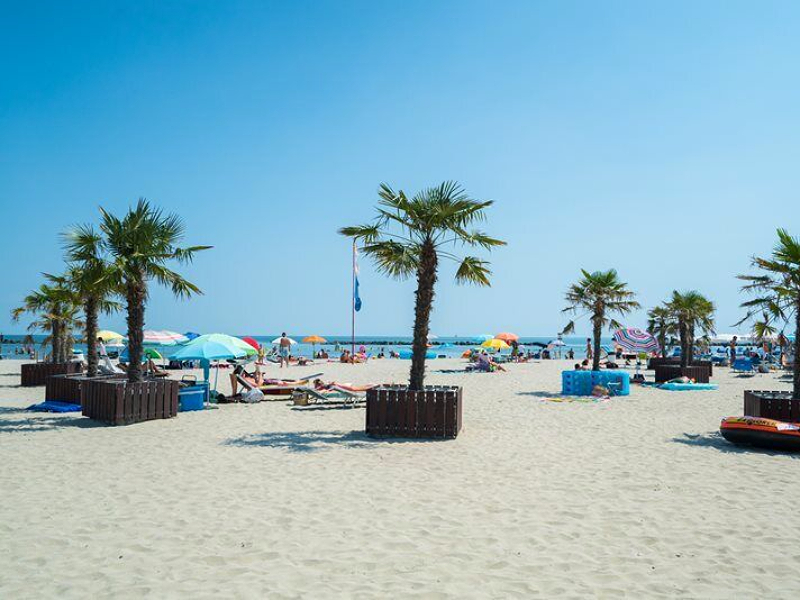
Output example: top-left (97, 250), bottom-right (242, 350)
top-left (659, 382), bottom-right (718, 391)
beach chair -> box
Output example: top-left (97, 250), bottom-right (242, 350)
top-left (292, 385), bottom-right (368, 408)
top-left (732, 358), bottom-right (755, 375)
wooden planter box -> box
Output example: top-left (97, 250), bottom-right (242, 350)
top-left (744, 390), bottom-right (800, 421)
top-left (693, 360), bottom-right (713, 377)
top-left (647, 357), bottom-right (680, 370)
top-left (82, 378), bottom-right (179, 425)
top-left (21, 362), bottom-right (83, 387)
top-left (366, 385), bottom-right (462, 439)
top-left (45, 373), bottom-right (127, 404)
top-left (654, 365), bottom-right (710, 384)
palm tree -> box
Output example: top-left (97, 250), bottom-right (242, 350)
top-left (62, 224), bottom-right (121, 377)
top-left (737, 229), bottom-right (800, 397)
top-left (12, 276), bottom-right (82, 363)
top-left (647, 304), bottom-right (677, 358)
top-left (561, 269), bottom-right (640, 371)
top-left (100, 199), bottom-right (210, 383)
top-left (340, 182), bottom-right (505, 390)
top-left (666, 290), bottom-right (715, 368)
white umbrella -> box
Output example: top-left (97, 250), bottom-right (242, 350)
top-left (271, 337), bottom-right (297, 345)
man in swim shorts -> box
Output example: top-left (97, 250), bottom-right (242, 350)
top-left (279, 332), bottom-right (291, 368)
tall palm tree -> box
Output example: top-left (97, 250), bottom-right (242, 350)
top-left (737, 228), bottom-right (800, 397)
top-left (340, 182), bottom-right (505, 390)
top-left (12, 276), bottom-right (82, 363)
top-left (101, 199), bottom-right (211, 383)
top-left (63, 224), bottom-right (121, 377)
top-left (666, 290), bottom-right (715, 368)
top-left (647, 304), bottom-right (677, 358)
top-left (561, 269), bottom-right (640, 371)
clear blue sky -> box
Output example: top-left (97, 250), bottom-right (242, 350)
top-left (2, 1), bottom-right (799, 337)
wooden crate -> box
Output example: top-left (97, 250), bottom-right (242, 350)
top-left (82, 379), bottom-right (179, 425)
top-left (654, 365), bottom-right (710, 384)
top-left (366, 386), bottom-right (462, 439)
top-left (744, 390), bottom-right (800, 422)
top-left (20, 362), bottom-right (83, 387)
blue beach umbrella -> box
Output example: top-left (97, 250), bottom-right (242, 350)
top-left (172, 334), bottom-right (256, 393)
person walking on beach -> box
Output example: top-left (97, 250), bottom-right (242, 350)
top-left (585, 337), bottom-right (593, 361)
top-left (729, 335), bottom-right (738, 364)
top-left (279, 332), bottom-right (291, 368)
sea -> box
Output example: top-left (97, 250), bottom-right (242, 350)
top-left (0, 334), bottom-right (604, 360)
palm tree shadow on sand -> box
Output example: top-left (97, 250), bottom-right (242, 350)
top-left (672, 431), bottom-right (800, 459)
top-left (0, 410), bottom-right (108, 433)
top-left (223, 430), bottom-right (447, 453)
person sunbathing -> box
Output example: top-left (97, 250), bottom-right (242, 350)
top-left (312, 379), bottom-right (376, 392)
top-left (230, 365), bottom-right (264, 395)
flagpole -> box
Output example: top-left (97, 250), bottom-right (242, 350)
top-left (351, 240), bottom-right (356, 362)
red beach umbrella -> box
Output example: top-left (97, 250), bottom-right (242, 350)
top-left (242, 336), bottom-right (261, 350)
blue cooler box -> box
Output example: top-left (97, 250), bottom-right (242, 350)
top-left (179, 383), bottom-right (209, 411)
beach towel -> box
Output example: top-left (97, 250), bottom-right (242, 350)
top-left (26, 401), bottom-right (82, 413)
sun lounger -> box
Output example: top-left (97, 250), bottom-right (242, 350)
top-left (292, 385), bottom-right (368, 407)
top-left (732, 358), bottom-right (755, 375)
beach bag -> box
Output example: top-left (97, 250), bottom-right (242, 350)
top-left (242, 388), bottom-right (264, 403)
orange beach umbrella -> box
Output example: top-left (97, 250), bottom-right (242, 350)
top-left (303, 335), bottom-right (327, 357)
top-left (495, 332), bottom-right (519, 343)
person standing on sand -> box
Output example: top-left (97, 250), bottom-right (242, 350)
top-left (730, 335), bottom-right (738, 364)
top-left (586, 337), bottom-right (593, 361)
top-left (279, 332), bottom-right (291, 368)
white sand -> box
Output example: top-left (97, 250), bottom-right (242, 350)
top-left (1, 357), bottom-right (799, 598)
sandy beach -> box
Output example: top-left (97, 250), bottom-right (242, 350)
top-left (1, 358), bottom-right (798, 598)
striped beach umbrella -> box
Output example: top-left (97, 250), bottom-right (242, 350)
top-left (612, 328), bottom-right (660, 354)
top-left (142, 330), bottom-right (189, 346)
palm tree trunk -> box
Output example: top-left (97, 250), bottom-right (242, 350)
top-left (794, 299), bottom-right (800, 399)
top-left (60, 326), bottom-right (72, 363)
top-left (51, 319), bottom-right (62, 364)
top-left (679, 320), bottom-right (688, 369)
top-left (409, 239), bottom-right (437, 390)
top-left (659, 331), bottom-right (666, 358)
top-left (126, 281), bottom-right (146, 384)
top-left (85, 296), bottom-right (99, 378)
top-left (592, 315), bottom-right (602, 371)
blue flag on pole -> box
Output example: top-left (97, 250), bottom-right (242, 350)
top-left (354, 244), bottom-right (362, 312)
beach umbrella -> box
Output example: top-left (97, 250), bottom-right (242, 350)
top-left (612, 328), bottom-right (660, 354)
top-left (302, 335), bottom-right (327, 357)
top-left (548, 339), bottom-right (566, 347)
top-left (476, 334), bottom-right (494, 341)
top-left (481, 338), bottom-right (510, 351)
top-left (97, 330), bottom-right (125, 343)
top-left (172, 334), bottom-right (256, 397)
top-left (495, 332), bottom-right (519, 343)
top-left (171, 334), bottom-right (251, 361)
top-left (120, 346), bottom-right (162, 363)
top-left (184, 331), bottom-right (201, 340)
top-left (242, 336), bottom-right (261, 350)
top-left (271, 336), bottom-right (298, 345)
top-left (143, 330), bottom-right (189, 346)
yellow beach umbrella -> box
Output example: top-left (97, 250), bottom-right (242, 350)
top-left (302, 335), bottom-right (327, 357)
top-left (97, 330), bottom-right (125, 343)
top-left (481, 338), bottom-right (510, 351)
